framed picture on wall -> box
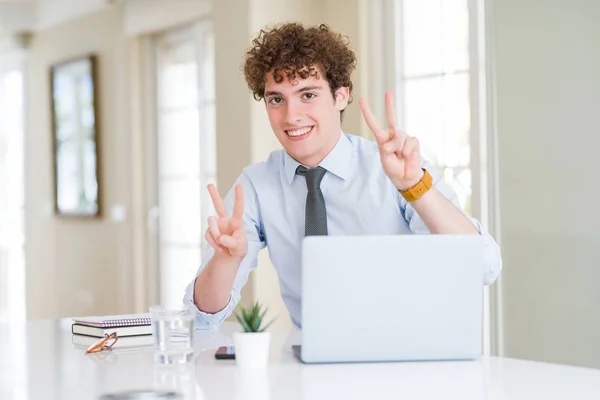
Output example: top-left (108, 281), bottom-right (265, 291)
top-left (49, 54), bottom-right (101, 217)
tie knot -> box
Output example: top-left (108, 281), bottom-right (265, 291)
top-left (296, 165), bottom-right (327, 192)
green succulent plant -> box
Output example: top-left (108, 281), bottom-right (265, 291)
top-left (235, 302), bottom-right (275, 333)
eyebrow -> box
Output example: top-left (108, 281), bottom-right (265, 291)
top-left (264, 85), bottom-right (324, 97)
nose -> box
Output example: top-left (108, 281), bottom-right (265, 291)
top-left (284, 100), bottom-right (302, 125)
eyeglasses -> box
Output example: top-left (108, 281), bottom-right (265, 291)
top-left (85, 332), bottom-right (119, 354)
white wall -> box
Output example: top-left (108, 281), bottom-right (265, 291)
top-left (494, 0), bottom-right (600, 368)
top-left (25, 4), bottom-right (135, 319)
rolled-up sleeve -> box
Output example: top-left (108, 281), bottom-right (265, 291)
top-left (400, 161), bottom-right (502, 285)
top-left (467, 218), bottom-right (502, 285)
top-left (182, 172), bottom-right (266, 329)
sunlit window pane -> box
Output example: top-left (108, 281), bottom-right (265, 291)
top-left (155, 24), bottom-right (215, 308)
top-left (0, 140), bottom-right (7, 213)
top-left (443, 73), bottom-right (470, 167)
top-left (159, 41), bottom-right (198, 109)
top-left (0, 68), bottom-right (25, 323)
top-left (442, 0), bottom-right (470, 72)
top-left (402, 0), bottom-right (442, 77)
top-left (159, 108), bottom-right (200, 177)
top-left (159, 179), bottom-right (201, 245)
top-left (160, 246), bottom-right (201, 309)
top-left (203, 102), bottom-right (216, 176)
top-left (404, 77), bottom-right (444, 165)
top-left (8, 129), bottom-right (24, 209)
top-left (202, 32), bottom-right (215, 102)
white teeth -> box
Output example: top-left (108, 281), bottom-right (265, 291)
top-left (287, 126), bottom-right (313, 137)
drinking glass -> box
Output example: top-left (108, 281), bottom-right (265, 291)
top-left (150, 304), bottom-right (195, 364)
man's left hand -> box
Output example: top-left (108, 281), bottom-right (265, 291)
top-left (359, 91), bottom-right (424, 191)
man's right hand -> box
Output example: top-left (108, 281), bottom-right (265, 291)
top-left (206, 184), bottom-right (248, 259)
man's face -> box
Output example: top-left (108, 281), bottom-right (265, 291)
top-left (263, 66), bottom-right (349, 168)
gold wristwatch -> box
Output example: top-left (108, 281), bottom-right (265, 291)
top-left (399, 169), bottom-right (433, 202)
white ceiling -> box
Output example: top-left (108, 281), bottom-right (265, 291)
top-left (0, 0), bottom-right (111, 35)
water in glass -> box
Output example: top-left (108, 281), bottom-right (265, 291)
top-left (151, 305), bottom-right (194, 364)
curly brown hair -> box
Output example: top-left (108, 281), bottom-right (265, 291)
top-left (243, 23), bottom-right (357, 108)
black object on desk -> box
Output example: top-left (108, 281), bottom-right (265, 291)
top-left (214, 345), bottom-right (236, 360)
top-left (99, 389), bottom-right (182, 399)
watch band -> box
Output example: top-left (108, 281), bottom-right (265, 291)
top-left (400, 169), bottom-right (433, 202)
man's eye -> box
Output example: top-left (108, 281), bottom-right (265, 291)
top-left (268, 97), bottom-right (282, 105)
top-left (302, 93), bottom-right (316, 100)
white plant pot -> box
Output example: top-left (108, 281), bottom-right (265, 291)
top-left (233, 331), bottom-right (271, 368)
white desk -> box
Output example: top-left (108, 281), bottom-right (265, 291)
top-left (1, 319), bottom-right (600, 399)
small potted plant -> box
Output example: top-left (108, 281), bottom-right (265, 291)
top-left (233, 302), bottom-right (274, 368)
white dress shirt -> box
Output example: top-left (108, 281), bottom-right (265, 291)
top-left (183, 133), bottom-right (502, 329)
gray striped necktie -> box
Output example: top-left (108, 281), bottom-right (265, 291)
top-left (296, 165), bottom-right (328, 236)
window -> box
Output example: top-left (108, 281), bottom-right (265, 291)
top-left (0, 47), bottom-right (27, 399)
top-left (386, 0), bottom-right (492, 354)
top-left (0, 67), bottom-right (26, 323)
top-left (396, 0), bottom-right (474, 214)
top-left (151, 22), bottom-right (216, 308)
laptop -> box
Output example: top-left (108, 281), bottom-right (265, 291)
top-left (293, 234), bottom-right (486, 364)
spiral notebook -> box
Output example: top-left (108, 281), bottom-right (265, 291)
top-left (72, 313), bottom-right (153, 338)
top-left (73, 313), bottom-right (152, 328)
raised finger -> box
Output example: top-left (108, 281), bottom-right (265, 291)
top-left (385, 91), bottom-right (397, 132)
top-left (230, 216), bottom-right (242, 232)
top-left (359, 97), bottom-right (387, 144)
top-left (208, 184), bottom-right (227, 218)
top-left (232, 184), bottom-right (244, 220)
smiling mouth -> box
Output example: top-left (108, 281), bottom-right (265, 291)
top-left (285, 126), bottom-right (314, 138)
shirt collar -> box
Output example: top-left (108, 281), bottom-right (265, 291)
top-left (284, 132), bottom-right (352, 185)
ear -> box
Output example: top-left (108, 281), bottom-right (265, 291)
top-left (334, 86), bottom-right (350, 111)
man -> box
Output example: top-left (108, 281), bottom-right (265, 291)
top-left (183, 22), bottom-right (502, 329)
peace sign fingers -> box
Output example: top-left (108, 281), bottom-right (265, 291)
top-left (359, 97), bottom-right (390, 145)
top-left (208, 184), bottom-right (227, 218)
top-left (385, 90), bottom-right (398, 134)
top-left (206, 183), bottom-right (248, 258)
